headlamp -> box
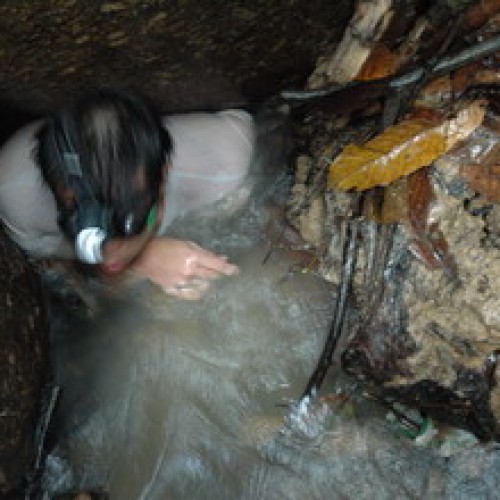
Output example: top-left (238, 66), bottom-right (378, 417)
top-left (75, 227), bottom-right (107, 264)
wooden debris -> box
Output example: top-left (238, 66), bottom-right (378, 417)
top-left (307, 0), bottom-right (394, 88)
top-left (287, 0), bottom-right (500, 440)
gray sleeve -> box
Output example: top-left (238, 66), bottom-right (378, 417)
top-left (158, 110), bottom-right (255, 234)
top-left (0, 121), bottom-right (74, 259)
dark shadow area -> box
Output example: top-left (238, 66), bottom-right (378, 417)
top-left (0, 101), bottom-right (38, 146)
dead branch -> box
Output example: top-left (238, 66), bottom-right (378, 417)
top-left (281, 34), bottom-right (500, 115)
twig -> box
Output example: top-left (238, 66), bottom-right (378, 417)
top-left (391, 12), bottom-right (465, 123)
top-left (24, 385), bottom-right (60, 499)
top-left (280, 34), bottom-right (500, 109)
top-left (300, 211), bottom-right (361, 400)
top-left (362, 223), bottom-right (397, 320)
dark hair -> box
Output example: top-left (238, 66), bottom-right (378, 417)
top-left (36, 86), bottom-right (172, 238)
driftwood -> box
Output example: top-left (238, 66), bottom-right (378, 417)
top-left (300, 213), bottom-right (361, 399)
top-left (307, 0), bottom-right (394, 88)
top-left (280, 34), bottom-right (500, 115)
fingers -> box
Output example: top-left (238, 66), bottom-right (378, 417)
top-left (186, 242), bottom-right (239, 276)
top-left (193, 258), bottom-right (238, 278)
top-left (189, 266), bottom-right (223, 280)
top-left (151, 239), bottom-right (240, 300)
top-left (193, 262), bottom-right (240, 280)
top-left (162, 279), bottom-right (210, 301)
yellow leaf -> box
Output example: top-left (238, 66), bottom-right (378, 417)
top-left (328, 101), bottom-right (485, 191)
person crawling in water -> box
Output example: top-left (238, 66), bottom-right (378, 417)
top-left (0, 87), bottom-right (256, 300)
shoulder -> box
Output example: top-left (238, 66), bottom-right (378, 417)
top-left (161, 110), bottom-right (255, 168)
top-left (0, 119), bottom-right (45, 183)
top-left (162, 109), bottom-right (254, 147)
top-left (0, 119), bottom-right (65, 257)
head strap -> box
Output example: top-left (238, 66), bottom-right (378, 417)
top-left (52, 112), bottom-right (111, 263)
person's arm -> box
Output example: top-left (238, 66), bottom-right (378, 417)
top-left (98, 187), bottom-right (239, 300)
top-left (130, 237), bottom-right (239, 300)
top-left (101, 234), bottom-right (238, 300)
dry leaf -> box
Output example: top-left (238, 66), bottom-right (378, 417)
top-left (414, 76), bottom-right (452, 108)
top-left (356, 43), bottom-right (401, 81)
top-left (407, 167), bottom-right (433, 233)
top-left (328, 101), bottom-right (486, 191)
top-left (362, 178), bottom-right (409, 224)
top-left (464, 0), bottom-right (500, 30)
top-left (452, 62), bottom-right (500, 94)
top-left (380, 176), bottom-right (409, 224)
top-left (328, 118), bottom-right (445, 191)
top-left (444, 100), bottom-right (486, 145)
top-left (363, 168), bottom-right (459, 278)
top-left (451, 62), bottom-right (484, 94)
top-left (407, 168), bottom-right (458, 279)
top-left (408, 222), bottom-right (458, 279)
top-left (460, 164), bottom-right (500, 202)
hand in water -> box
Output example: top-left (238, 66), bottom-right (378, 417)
top-left (130, 237), bottom-right (239, 300)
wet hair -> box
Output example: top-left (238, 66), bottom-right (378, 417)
top-left (36, 86), bottom-right (172, 239)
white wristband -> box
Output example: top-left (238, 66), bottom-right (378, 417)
top-left (75, 227), bottom-right (107, 264)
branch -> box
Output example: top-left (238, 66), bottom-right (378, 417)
top-left (280, 34), bottom-right (500, 114)
top-left (300, 209), bottom-right (361, 400)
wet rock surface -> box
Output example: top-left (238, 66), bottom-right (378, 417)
top-left (0, 1), bottom-right (353, 117)
top-left (0, 225), bottom-right (47, 497)
top-left (281, 0), bottom-right (500, 441)
top-left (286, 109), bottom-right (500, 440)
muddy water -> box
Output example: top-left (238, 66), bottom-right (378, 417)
top-left (41, 159), bottom-right (500, 499)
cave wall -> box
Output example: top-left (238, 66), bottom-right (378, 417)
top-left (0, 0), bottom-right (353, 119)
top-left (0, 225), bottom-right (47, 497)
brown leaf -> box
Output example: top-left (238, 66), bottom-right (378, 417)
top-left (362, 178), bottom-right (410, 225)
top-left (464, 0), bottom-right (500, 30)
top-left (452, 63), bottom-right (500, 94)
top-left (407, 169), bottom-right (458, 279)
top-left (407, 167), bottom-right (433, 233)
top-left (459, 141), bottom-right (500, 201)
top-left (328, 101), bottom-right (486, 192)
top-left (329, 118), bottom-right (444, 191)
top-left (356, 43), bottom-right (402, 81)
top-left (408, 222), bottom-right (459, 280)
top-left (414, 76), bottom-right (452, 108)
top-left (380, 176), bottom-right (409, 224)
top-left (460, 164), bottom-right (500, 202)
